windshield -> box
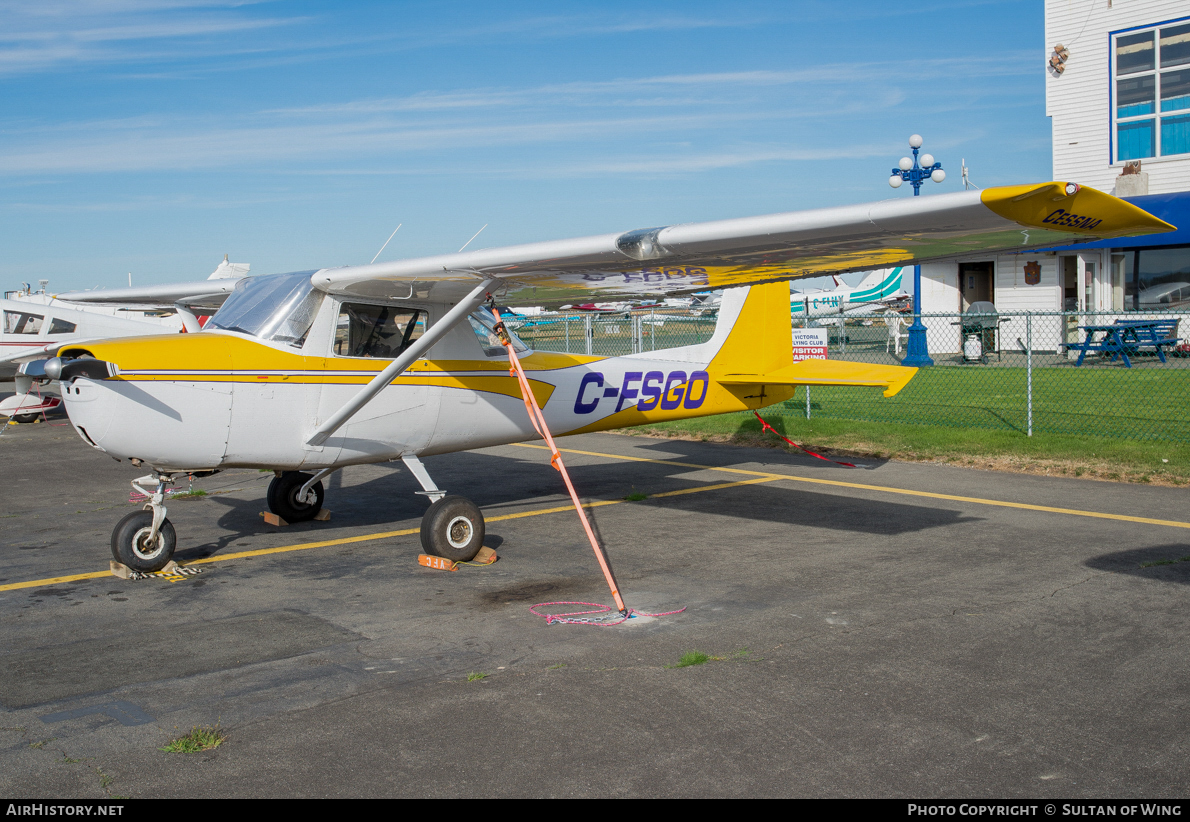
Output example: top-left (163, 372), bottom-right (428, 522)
top-left (207, 271), bottom-right (323, 347)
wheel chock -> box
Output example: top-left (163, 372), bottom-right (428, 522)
top-left (471, 546), bottom-right (498, 565)
top-left (418, 554), bottom-right (458, 572)
top-left (260, 511), bottom-right (289, 527)
top-left (313, 509), bottom-right (331, 522)
top-left (110, 560), bottom-right (132, 579)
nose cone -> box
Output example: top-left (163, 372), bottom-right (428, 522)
top-left (58, 334), bottom-right (237, 469)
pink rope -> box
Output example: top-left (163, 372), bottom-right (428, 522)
top-left (752, 410), bottom-right (860, 468)
top-left (530, 600), bottom-right (687, 626)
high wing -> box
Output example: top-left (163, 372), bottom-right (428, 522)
top-left (310, 183), bottom-right (1172, 305)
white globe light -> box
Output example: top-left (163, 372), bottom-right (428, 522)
top-left (889, 175), bottom-right (903, 188)
top-left (931, 168), bottom-right (946, 183)
top-left (920, 153), bottom-right (935, 168)
top-left (898, 157), bottom-right (913, 171)
top-left (909, 134), bottom-right (923, 148)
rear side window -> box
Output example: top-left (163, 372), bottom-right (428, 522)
top-left (334, 303), bottom-right (425, 358)
top-left (48, 318), bottom-right (77, 334)
top-left (3, 312), bottom-right (43, 334)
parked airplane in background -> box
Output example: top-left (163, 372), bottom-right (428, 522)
top-left (35, 182), bottom-right (1171, 578)
top-left (0, 259), bottom-right (249, 420)
top-left (790, 267), bottom-right (908, 320)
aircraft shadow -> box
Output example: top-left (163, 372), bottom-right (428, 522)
top-left (616, 430), bottom-right (892, 471)
top-left (181, 445), bottom-right (974, 561)
top-left (1084, 543), bottom-right (1190, 585)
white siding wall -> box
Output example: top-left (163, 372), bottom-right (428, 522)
top-left (994, 253), bottom-right (1062, 312)
top-left (1046, 0), bottom-right (1190, 194)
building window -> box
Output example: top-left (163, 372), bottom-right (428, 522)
top-left (1113, 20), bottom-right (1190, 161)
top-left (1123, 245), bottom-right (1190, 310)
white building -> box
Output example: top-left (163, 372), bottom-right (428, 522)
top-left (919, 0), bottom-right (1190, 353)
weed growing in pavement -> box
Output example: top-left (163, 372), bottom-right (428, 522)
top-left (160, 725), bottom-right (225, 753)
top-left (667, 651), bottom-right (710, 669)
top-left (171, 489), bottom-right (208, 499)
top-left (623, 488), bottom-right (648, 501)
top-left (466, 672), bottom-right (488, 682)
top-left (1141, 555), bottom-right (1190, 568)
top-left (547, 663), bottom-right (566, 670)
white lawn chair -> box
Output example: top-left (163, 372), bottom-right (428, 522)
top-left (886, 314), bottom-right (909, 356)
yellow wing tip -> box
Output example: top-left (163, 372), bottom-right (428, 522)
top-left (883, 366), bottom-right (917, 397)
top-left (981, 182), bottom-right (1175, 238)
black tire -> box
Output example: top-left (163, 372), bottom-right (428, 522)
top-left (420, 495), bottom-right (485, 562)
top-left (266, 472), bottom-right (324, 522)
top-left (13, 413), bottom-right (37, 423)
top-left (111, 510), bottom-right (176, 573)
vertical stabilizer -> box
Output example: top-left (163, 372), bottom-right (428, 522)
top-left (709, 281), bottom-right (794, 377)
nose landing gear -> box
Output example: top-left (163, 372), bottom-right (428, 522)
top-left (112, 474), bottom-right (177, 573)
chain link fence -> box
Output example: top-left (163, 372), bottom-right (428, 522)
top-left (516, 307), bottom-right (1190, 443)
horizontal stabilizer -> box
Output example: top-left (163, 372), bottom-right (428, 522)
top-left (717, 359), bottom-right (917, 398)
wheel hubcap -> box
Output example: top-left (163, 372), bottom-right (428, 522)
top-left (131, 527), bottom-right (164, 561)
top-left (446, 516), bottom-right (473, 549)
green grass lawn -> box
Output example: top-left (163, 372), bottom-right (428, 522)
top-left (787, 366), bottom-right (1190, 442)
top-left (628, 412), bottom-right (1190, 486)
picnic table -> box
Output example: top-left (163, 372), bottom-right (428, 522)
top-left (1068, 319), bottom-right (1181, 367)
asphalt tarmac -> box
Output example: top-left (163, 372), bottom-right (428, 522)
top-left (1, 402), bottom-right (1188, 798)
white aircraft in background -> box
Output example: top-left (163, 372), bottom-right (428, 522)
top-left (0, 259), bottom-right (248, 420)
top-left (790, 267), bottom-right (908, 321)
top-left (35, 182), bottom-right (1170, 580)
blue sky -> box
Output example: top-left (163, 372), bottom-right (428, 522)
top-left (0, 0), bottom-right (1050, 293)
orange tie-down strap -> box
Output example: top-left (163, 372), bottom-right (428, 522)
top-left (495, 319), bottom-right (684, 625)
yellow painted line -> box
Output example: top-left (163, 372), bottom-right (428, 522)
top-left (0, 571), bottom-right (112, 591)
top-left (514, 443), bottom-right (1190, 531)
top-left (0, 476), bottom-right (773, 592)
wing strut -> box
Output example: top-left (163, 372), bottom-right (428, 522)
top-left (305, 277), bottom-right (498, 447)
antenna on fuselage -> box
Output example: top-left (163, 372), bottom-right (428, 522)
top-left (458, 224), bottom-right (488, 253)
top-left (370, 223), bottom-right (402, 265)
top-left (128, 272), bottom-right (132, 287)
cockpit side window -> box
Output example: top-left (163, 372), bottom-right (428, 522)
top-left (3, 311), bottom-right (43, 335)
top-left (334, 303), bottom-right (425, 359)
top-left (468, 308), bottom-right (530, 357)
top-left (48, 318), bottom-right (77, 334)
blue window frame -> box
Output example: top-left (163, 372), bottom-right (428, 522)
top-left (1112, 19), bottom-right (1190, 161)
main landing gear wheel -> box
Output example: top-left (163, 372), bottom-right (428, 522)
top-left (13, 413), bottom-right (38, 424)
top-left (111, 510), bottom-right (176, 573)
top-left (420, 495), bottom-right (485, 562)
top-left (267, 471), bottom-right (325, 523)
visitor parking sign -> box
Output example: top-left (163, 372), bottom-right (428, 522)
top-left (792, 328), bottom-right (828, 361)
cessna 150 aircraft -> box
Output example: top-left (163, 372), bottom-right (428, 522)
top-left (40, 182), bottom-right (1171, 574)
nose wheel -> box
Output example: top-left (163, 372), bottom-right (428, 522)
top-left (420, 496), bottom-right (485, 562)
top-left (111, 510), bottom-right (177, 573)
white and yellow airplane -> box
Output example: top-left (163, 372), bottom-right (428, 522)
top-left (42, 183), bottom-right (1172, 573)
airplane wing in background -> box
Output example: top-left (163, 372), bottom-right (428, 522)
top-left (310, 183), bottom-right (1173, 305)
top-left (54, 278), bottom-right (244, 310)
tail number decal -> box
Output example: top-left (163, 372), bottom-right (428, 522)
top-left (574, 370), bottom-right (709, 415)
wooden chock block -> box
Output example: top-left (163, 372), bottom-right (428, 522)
top-left (313, 509), bottom-right (331, 522)
top-left (472, 546), bottom-right (498, 565)
top-left (418, 554), bottom-right (458, 572)
top-left (260, 511), bottom-right (288, 527)
top-left (110, 560), bottom-right (131, 579)
top-left (160, 560), bottom-right (182, 574)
